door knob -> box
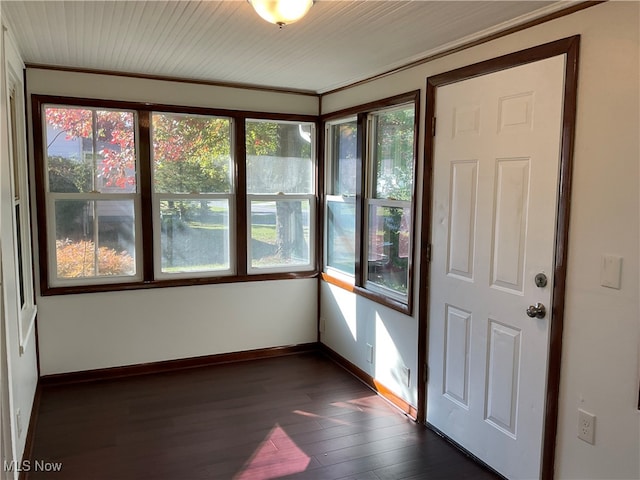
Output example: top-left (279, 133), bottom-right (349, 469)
top-left (526, 303), bottom-right (546, 319)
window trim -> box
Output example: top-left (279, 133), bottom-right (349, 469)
top-left (321, 91), bottom-right (420, 315)
top-left (31, 95), bottom-right (319, 295)
top-left (150, 111), bottom-right (236, 280)
top-left (323, 116), bottom-right (358, 282)
top-left (42, 104), bottom-right (144, 287)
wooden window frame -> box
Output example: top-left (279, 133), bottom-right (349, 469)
top-left (321, 91), bottom-right (420, 315)
top-left (32, 95), bottom-right (319, 295)
top-left (150, 112), bottom-right (236, 280)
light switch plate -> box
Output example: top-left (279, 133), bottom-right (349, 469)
top-left (601, 254), bottom-right (622, 289)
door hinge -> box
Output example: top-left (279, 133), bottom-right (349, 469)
top-left (423, 364), bottom-right (429, 383)
top-left (425, 243), bottom-right (432, 262)
top-left (431, 117), bottom-right (436, 136)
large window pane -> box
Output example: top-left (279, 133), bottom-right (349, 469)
top-left (45, 107), bottom-right (137, 193)
top-left (54, 200), bottom-right (136, 279)
top-left (250, 199), bottom-right (311, 269)
top-left (330, 121), bottom-right (357, 196)
top-left (15, 204), bottom-right (24, 307)
top-left (152, 113), bottom-right (231, 194)
top-left (370, 107), bottom-right (415, 201)
top-left (159, 200), bottom-right (230, 273)
top-left (326, 200), bottom-right (355, 275)
top-left (246, 120), bottom-right (314, 194)
top-left (367, 204), bottom-right (411, 296)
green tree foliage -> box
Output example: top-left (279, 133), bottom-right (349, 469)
top-left (374, 108), bottom-right (415, 201)
top-left (152, 113), bottom-right (231, 193)
top-left (246, 121), bottom-right (279, 156)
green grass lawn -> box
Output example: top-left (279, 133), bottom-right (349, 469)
top-left (251, 224), bottom-right (277, 244)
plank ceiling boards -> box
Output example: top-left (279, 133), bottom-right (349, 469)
top-left (3, 1), bottom-right (584, 93)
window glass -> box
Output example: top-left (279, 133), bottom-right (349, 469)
top-left (370, 107), bottom-right (415, 201)
top-left (152, 113), bottom-right (231, 194)
top-left (159, 200), bottom-right (230, 273)
top-left (326, 200), bottom-right (356, 275)
top-left (367, 205), bottom-right (411, 296)
top-left (46, 107), bottom-right (137, 193)
top-left (330, 120), bottom-right (357, 196)
top-left (15, 204), bottom-right (25, 306)
top-left (53, 200), bottom-right (136, 279)
top-left (249, 199), bottom-right (311, 269)
top-left (246, 120), bottom-right (314, 194)
top-left (325, 119), bottom-right (357, 277)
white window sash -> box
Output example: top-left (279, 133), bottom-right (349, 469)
top-left (247, 194), bottom-right (315, 274)
top-left (47, 193), bottom-right (144, 287)
top-left (152, 192), bottom-right (236, 279)
top-left (324, 195), bottom-right (356, 282)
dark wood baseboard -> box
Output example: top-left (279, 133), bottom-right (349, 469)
top-left (39, 343), bottom-right (318, 386)
top-left (38, 342), bottom-right (417, 422)
top-left (319, 343), bottom-right (418, 420)
top-left (19, 384), bottom-right (41, 480)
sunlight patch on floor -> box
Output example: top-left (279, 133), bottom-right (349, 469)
top-left (292, 409), bottom-right (352, 426)
top-left (234, 424), bottom-right (311, 480)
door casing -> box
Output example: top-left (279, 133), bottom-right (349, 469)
top-left (417, 35), bottom-right (580, 480)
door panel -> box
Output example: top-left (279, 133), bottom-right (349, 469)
top-left (427, 55), bottom-right (566, 479)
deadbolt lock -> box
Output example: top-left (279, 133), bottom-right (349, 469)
top-left (535, 273), bottom-right (548, 288)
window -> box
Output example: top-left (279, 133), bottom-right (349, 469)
top-left (365, 105), bottom-right (415, 299)
top-left (8, 85), bottom-right (37, 351)
top-left (34, 96), bottom-right (317, 294)
top-left (151, 112), bottom-right (234, 278)
top-left (322, 92), bottom-right (418, 312)
top-left (324, 118), bottom-right (357, 279)
top-left (246, 120), bottom-right (315, 273)
top-left (43, 106), bottom-right (141, 286)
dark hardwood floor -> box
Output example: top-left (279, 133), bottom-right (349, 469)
top-left (26, 352), bottom-right (500, 479)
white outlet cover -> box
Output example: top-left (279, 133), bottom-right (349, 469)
top-left (16, 408), bottom-right (22, 437)
top-left (601, 254), bottom-right (622, 289)
top-left (366, 344), bottom-right (374, 363)
top-left (401, 366), bottom-right (411, 387)
top-left (578, 408), bottom-right (596, 445)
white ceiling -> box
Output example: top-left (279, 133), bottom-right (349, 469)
top-left (2, 1), bottom-right (583, 94)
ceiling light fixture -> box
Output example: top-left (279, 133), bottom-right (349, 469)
top-left (248, 0), bottom-right (315, 28)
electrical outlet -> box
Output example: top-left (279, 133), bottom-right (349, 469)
top-left (16, 409), bottom-right (22, 438)
top-left (366, 344), bottom-right (374, 364)
top-left (578, 409), bottom-right (595, 445)
top-left (400, 366), bottom-right (411, 387)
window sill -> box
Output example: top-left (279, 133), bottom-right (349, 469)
top-left (40, 270), bottom-right (319, 296)
top-left (320, 272), bottom-right (412, 316)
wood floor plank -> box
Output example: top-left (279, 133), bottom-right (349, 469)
top-left (26, 352), bottom-right (500, 480)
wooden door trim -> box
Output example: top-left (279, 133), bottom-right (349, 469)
top-left (417, 35), bottom-right (580, 480)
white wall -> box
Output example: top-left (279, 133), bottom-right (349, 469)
top-left (320, 282), bottom-right (418, 405)
top-left (26, 68), bottom-right (318, 115)
top-left (26, 69), bottom-right (320, 376)
top-left (37, 280), bottom-right (317, 375)
top-left (320, 3), bottom-right (640, 479)
top-left (0, 22), bottom-right (38, 480)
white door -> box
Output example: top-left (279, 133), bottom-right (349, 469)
top-left (427, 55), bottom-right (566, 479)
